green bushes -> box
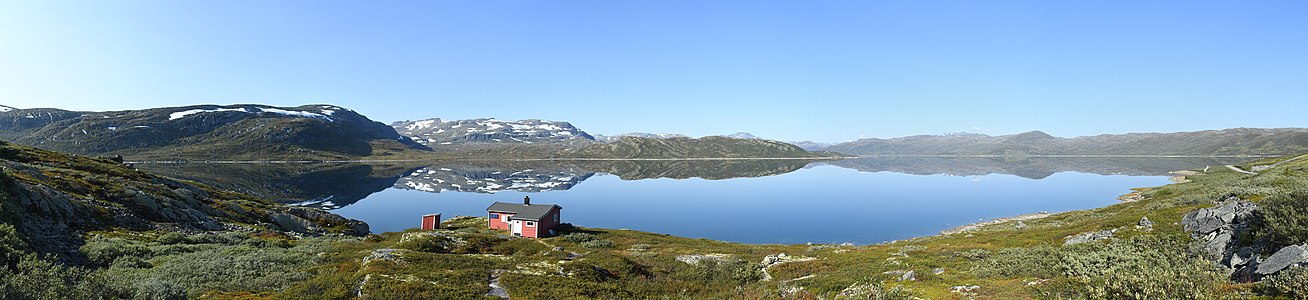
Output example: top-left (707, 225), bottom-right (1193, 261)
top-left (1261, 267), bottom-right (1308, 299)
top-left (560, 232), bottom-right (616, 249)
top-left (580, 239), bottom-right (615, 249)
top-left (1258, 191), bottom-right (1308, 248)
top-left (974, 236), bottom-right (1225, 299)
top-left (561, 232), bottom-right (598, 243)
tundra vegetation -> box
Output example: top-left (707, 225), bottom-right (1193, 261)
top-left (4, 139), bottom-right (1308, 298)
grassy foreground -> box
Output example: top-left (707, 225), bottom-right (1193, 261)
top-left (7, 153), bottom-right (1308, 299)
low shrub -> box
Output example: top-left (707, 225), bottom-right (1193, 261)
top-left (1258, 191), bottom-right (1308, 249)
top-left (1261, 267), bottom-right (1308, 299)
top-left (580, 239), bottom-right (615, 249)
top-left (561, 233), bottom-right (598, 243)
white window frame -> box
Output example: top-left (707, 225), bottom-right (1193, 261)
top-left (526, 221), bottom-right (536, 227)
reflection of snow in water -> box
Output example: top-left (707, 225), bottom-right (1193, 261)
top-left (392, 167), bottom-right (593, 194)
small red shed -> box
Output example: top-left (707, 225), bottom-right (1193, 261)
top-left (421, 213), bottom-right (441, 230)
top-left (487, 196), bottom-right (562, 238)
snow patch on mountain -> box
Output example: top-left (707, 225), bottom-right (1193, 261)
top-left (0, 105), bottom-right (15, 112)
top-left (168, 107), bottom-right (334, 122)
top-left (393, 118), bottom-right (594, 146)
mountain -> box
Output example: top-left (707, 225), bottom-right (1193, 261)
top-left (0, 140), bottom-right (367, 265)
top-left (559, 136), bottom-right (828, 159)
top-left (392, 118), bottom-right (595, 148)
top-left (0, 104), bottom-right (428, 160)
top-left (788, 141), bottom-right (836, 151)
top-left (0, 105), bottom-right (16, 112)
top-left (719, 132), bottom-right (761, 139)
top-left (825, 128), bottom-right (1308, 156)
top-left (593, 132), bottom-right (690, 142)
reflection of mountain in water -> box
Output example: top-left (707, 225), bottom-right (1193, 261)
top-left (135, 163), bottom-right (421, 209)
top-left (134, 159), bottom-right (818, 209)
top-left (394, 166), bottom-right (593, 193)
top-left (568, 159), bottom-right (814, 180)
top-left (824, 156), bottom-right (1251, 179)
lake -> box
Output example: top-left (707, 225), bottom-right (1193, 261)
top-left (137, 157), bottom-right (1245, 245)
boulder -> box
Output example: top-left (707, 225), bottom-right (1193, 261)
top-left (1256, 244), bottom-right (1308, 275)
top-left (1181, 200), bottom-right (1259, 259)
top-left (900, 270), bottom-right (915, 281)
top-left (1136, 216), bottom-right (1154, 231)
top-left (1064, 229), bottom-right (1116, 246)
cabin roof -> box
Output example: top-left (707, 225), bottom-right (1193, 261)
top-left (487, 202), bottom-right (561, 221)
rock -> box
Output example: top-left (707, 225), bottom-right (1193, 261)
top-left (900, 270), bottom-right (915, 281)
top-left (1135, 216), bottom-right (1156, 227)
top-left (1064, 229), bottom-right (1116, 245)
top-left (1015, 221), bottom-right (1028, 229)
top-left (1256, 244), bottom-right (1308, 275)
top-left (932, 267), bottom-right (945, 275)
top-left (269, 213), bottom-right (314, 233)
top-left (675, 254), bottom-right (732, 265)
top-left (950, 285), bottom-right (981, 294)
top-left (1181, 200), bottom-right (1259, 259)
top-left (840, 242), bottom-right (855, 247)
top-left (362, 248), bottom-right (402, 266)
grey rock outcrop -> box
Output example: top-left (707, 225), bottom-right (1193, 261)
top-left (1256, 244), bottom-right (1308, 275)
top-left (1182, 200), bottom-right (1259, 259)
top-left (1064, 229), bottom-right (1116, 245)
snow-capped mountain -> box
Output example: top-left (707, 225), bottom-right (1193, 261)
top-left (392, 118), bottom-right (595, 146)
top-left (719, 132), bottom-right (762, 139)
top-left (0, 105), bottom-right (15, 112)
top-left (0, 104), bottom-right (425, 160)
top-left (394, 166), bottom-right (593, 194)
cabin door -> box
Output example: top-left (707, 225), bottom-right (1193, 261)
top-left (511, 220), bottom-right (522, 236)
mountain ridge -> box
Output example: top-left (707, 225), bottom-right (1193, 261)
top-left (825, 128), bottom-right (1308, 156)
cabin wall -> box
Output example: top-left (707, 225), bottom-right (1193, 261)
top-left (488, 211), bottom-right (514, 230)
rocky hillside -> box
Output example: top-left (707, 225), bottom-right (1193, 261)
top-left (392, 118), bottom-right (595, 148)
top-left (0, 140), bottom-right (367, 265)
top-left (560, 136), bottom-right (827, 159)
top-left (0, 104), bottom-right (427, 160)
top-left (826, 128), bottom-right (1308, 156)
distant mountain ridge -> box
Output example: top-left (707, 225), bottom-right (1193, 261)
top-left (825, 128), bottom-right (1308, 156)
top-left (392, 118), bottom-right (594, 147)
top-left (0, 104), bottom-right (427, 160)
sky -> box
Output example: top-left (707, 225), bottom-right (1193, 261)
top-left (1, 1), bottom-right (1306, 142)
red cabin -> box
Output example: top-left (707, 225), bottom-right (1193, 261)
top-left (487, 196), bottom-right (562, 238)
top-left (420, 213), bottom-right (441, 230)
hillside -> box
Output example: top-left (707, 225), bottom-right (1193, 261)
top-left (0, 104), bottom-right (428, 161)
top-left (558, 136), bottom-right (832, 159)
top-left (0, 140), bottom-right (367, 265)
top-left (826, 128), bottom-right (1308, 156)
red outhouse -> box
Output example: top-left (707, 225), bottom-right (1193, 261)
top-left (487, 196), bottom-right (562, 238)
top-left (421, 213), bottom-right (440, 230)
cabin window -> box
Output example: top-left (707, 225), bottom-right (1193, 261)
top-left (554, 213), bottom-right (559, 223)
top-left (489, 213), bottom-right (499, 219)
top-left (526, 221), bottom-right (535, 227)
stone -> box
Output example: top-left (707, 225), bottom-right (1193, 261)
top-left (1137, 216), bottom-right (1153, 229)
top-left (675, 254), bottom-right (732, 265)
top-left (900, 270), bottom-right (915, 281)
top-left (362, 248), bottom-right (402, 265)
top-left (1181, 200), bottom-right (1260, 258)
top-left (1256, 244), bottom-right (1308, 275)
top-left (932, 267), bottom-right (945, 275)
top-left (1064, 229), bottom-right (1116, 246)
top-left (1015, 221), bottom-right (1028, 229)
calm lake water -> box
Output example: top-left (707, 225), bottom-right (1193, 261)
top-left (138, 157), bottom-right (1245, 245)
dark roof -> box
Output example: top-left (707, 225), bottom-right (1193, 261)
top-left (487, 202), bottom-right (561, 221)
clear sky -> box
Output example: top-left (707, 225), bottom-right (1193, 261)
top-left (2, 1), bottom-right (1306, 142)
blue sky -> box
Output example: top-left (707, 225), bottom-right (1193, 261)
top-left (2, 1), bottom-right (1306, 142)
